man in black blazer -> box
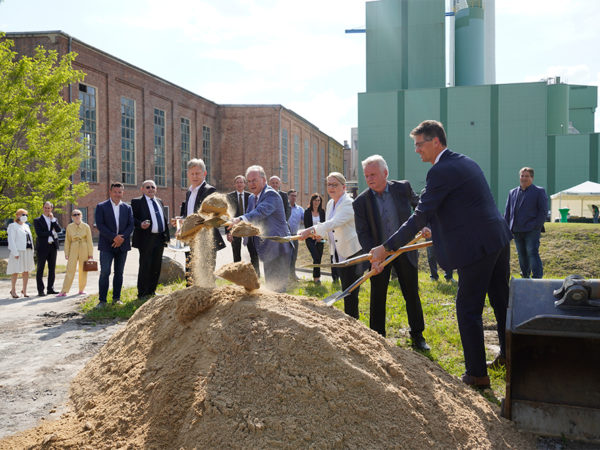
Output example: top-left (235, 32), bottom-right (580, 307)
top-left (131, 179), bottom-right (170, 297)
top-left (34, 201), bottom-right (62, 296)
top-left (177, 158), bottom-right (226, 284)
top-left (370, 120), bottom-right (512, 389)
top-left (269, 175), bottom-right (291, 221)
top-left (225, 175), bottom-right (260, 276)
top-left (353, 156), bottom-right (428, 350)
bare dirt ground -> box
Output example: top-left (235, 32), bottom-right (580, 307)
top-left (0, 292), bottom-right (125, 439)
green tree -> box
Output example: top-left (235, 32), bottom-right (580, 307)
top-left (0, 33), bottom-right (89, 219)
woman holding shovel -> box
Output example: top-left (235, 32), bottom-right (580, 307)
top-left (299, 173), bottom-right (363, 318)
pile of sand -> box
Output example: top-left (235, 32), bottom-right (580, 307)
top-left (1, 286), bottom-right (534, 449)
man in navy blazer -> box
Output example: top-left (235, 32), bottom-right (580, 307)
top-left (131, 179), bottom-right (170, 298)
top-left (95, 182), bottom-right (134, 307)
top-left (34, 201), bottom-right (62, 296)
top-left (504, 167), bottom-right (547, 279)
top-left (370, 120), bottom-right (512, 389)
top-left (353, 155), bottom-right (428, 350)
top-left (231, 165), bottom-right (292, 292)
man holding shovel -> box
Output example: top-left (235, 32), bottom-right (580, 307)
top-left (369, 120), bottom-right (512, 389)
top-left (230, 165), bottom-right (292, 293)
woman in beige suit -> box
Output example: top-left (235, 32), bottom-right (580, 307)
top-left (57, 210), bottom-right (94, 296)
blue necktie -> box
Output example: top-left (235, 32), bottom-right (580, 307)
top-left (151, 198), bottom-right (164, 233)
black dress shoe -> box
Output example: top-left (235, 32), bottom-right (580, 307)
top-left (38, 292), bottom-right (46, 297)
top-left (47, 289), bottom-right (58, 295)
top-left (410, 334), bottom-right (431, 351)
top-left (461, 373), bottom-right (491, 389)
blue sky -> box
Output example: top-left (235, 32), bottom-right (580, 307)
top-left (1, 0), bottom-right (599, 142)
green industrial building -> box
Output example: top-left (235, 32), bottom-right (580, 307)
top-left (358, 0), bottom-right (599, 211)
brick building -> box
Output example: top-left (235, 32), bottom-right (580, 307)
top-left (6, 31), bottom-right (343, 228)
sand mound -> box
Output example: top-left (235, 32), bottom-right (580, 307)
top-left (215, 261), bottom-right (260, 291)
top-left (231, 221), bottom-right (260, 237)
top-left (199, 193), bottom-right (228, 216)
top-left (1, 287), bottom-right (534, 449)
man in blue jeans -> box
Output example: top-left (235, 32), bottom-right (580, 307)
top-left (504, 167), bottom-right (548, 278)
top-left (95, 182), bottom-right (134, 306)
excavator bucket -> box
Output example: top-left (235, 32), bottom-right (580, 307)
top-left (503, 278), bottom-right (600, 443)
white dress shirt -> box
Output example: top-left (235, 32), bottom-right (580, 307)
top-left (187, 181), bottom-right (205, 217)
top-left (145, 195), bottom-right (165, 233)
top-left (111, 199), bottom-right (121, 233)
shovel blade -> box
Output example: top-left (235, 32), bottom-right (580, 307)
top-left (323, 290), bottom-right (348, 306)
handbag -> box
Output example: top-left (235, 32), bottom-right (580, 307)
top-left (83, 260), bottom-right (98, 272)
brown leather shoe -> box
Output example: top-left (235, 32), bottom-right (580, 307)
top-left (461, 373), bottom-right (490, 389)
top-left (487, 354), bottom-right (506, 370)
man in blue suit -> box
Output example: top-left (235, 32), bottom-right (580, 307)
top-left (370, 120), bottom-right (512, 389)
top-left (231, 165), bottom-right (292, 293)
top-left (504, 167), bottom-right (547, 279)
top-left (95, 182), bottom-right (134, 307)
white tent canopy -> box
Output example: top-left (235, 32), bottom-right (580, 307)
top-left (550, 181), bottom-right (600, 220)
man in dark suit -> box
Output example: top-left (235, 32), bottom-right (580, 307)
top-left (269, 175), bottom-right (291, 221)
top-left (370, 120), bottom-right (512, 389)
top-left (504, 167), bottom-right (547, 279)
top-left (231, 165), bottom-right (292, 292)
top-left (353, 155), bottom-right (429, 350)
top-left (131, 179), bottom-right (170, 298)
top-left (95, 182), bottom-right (134, 307)
top-left (34, 201), bottom-right (62, 296)
top-left (225, 175), bottom-right (259, 276)
top-left (176, 158), bottom-right (226, 284)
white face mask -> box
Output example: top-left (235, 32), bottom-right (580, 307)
top-left (19, 215), bottom-right (28, 223)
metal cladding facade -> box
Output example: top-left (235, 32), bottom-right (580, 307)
top-left (366, 0), bottom-right (445, 92)
top-left (358, 0), bottom-right (599, 210)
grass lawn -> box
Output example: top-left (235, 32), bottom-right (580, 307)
top-left (78, 222), bottom-right (600, 402)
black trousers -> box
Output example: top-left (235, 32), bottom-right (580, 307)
top-left (232, 236), bottom-right (260, 277)
top-left (36, 246), bottom-right (57, 294)
top-left (338, 250), bottom-right (363, 319)
top-left (305, 239), bottom-right (324, 279)
top-left (456, 244), bottom-right (510, 377)
top-left (137, 234), bottom-right (165, 296)
top-left (369, 254), bottom-right (424, 338)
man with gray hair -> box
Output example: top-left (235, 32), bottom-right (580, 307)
top-left (231, 165), bottom-right (292, 292)
top-left (175, 158), bottom-right (226, 284)
top-left (132, 179), bottom-right (170, 297)
top-left (353, 155), bottom-right (429, 350)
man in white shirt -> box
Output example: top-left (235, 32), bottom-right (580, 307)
top-left (34, 201), bottom-right (62, 296)
top-left (95, 182), bottom-right (134, 306)
top-left (287, 189), bottom-right (304, 281)
top-left (131, 180), bottom-right (170, 298)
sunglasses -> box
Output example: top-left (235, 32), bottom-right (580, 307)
top-left (145, 186), bottom-right (156, 189)
top-left (72, 213), bottom-right (81, 216)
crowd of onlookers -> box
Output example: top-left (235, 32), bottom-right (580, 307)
top-left (5, 119), bottom-right (565, 390)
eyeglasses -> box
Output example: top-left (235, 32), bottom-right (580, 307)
top-left (145, 186), bottom-right (156, 189)
top-left (414, 138), bottom-right (432, 149)
top-left (72, 213), bottom-right (81, 216)
top-left (327, 183), bottom-right (341, 188)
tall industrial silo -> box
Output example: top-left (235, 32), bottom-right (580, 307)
top-left (452, 0), bottom-right (495, 86)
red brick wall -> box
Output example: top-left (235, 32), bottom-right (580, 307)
top-left (6, 32), bottom-right (337, 230)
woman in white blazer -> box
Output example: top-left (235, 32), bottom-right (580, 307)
top-left (7, 208), bottom-right (35, 298)
top-left (299, 172), bottom-right (363, 318)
